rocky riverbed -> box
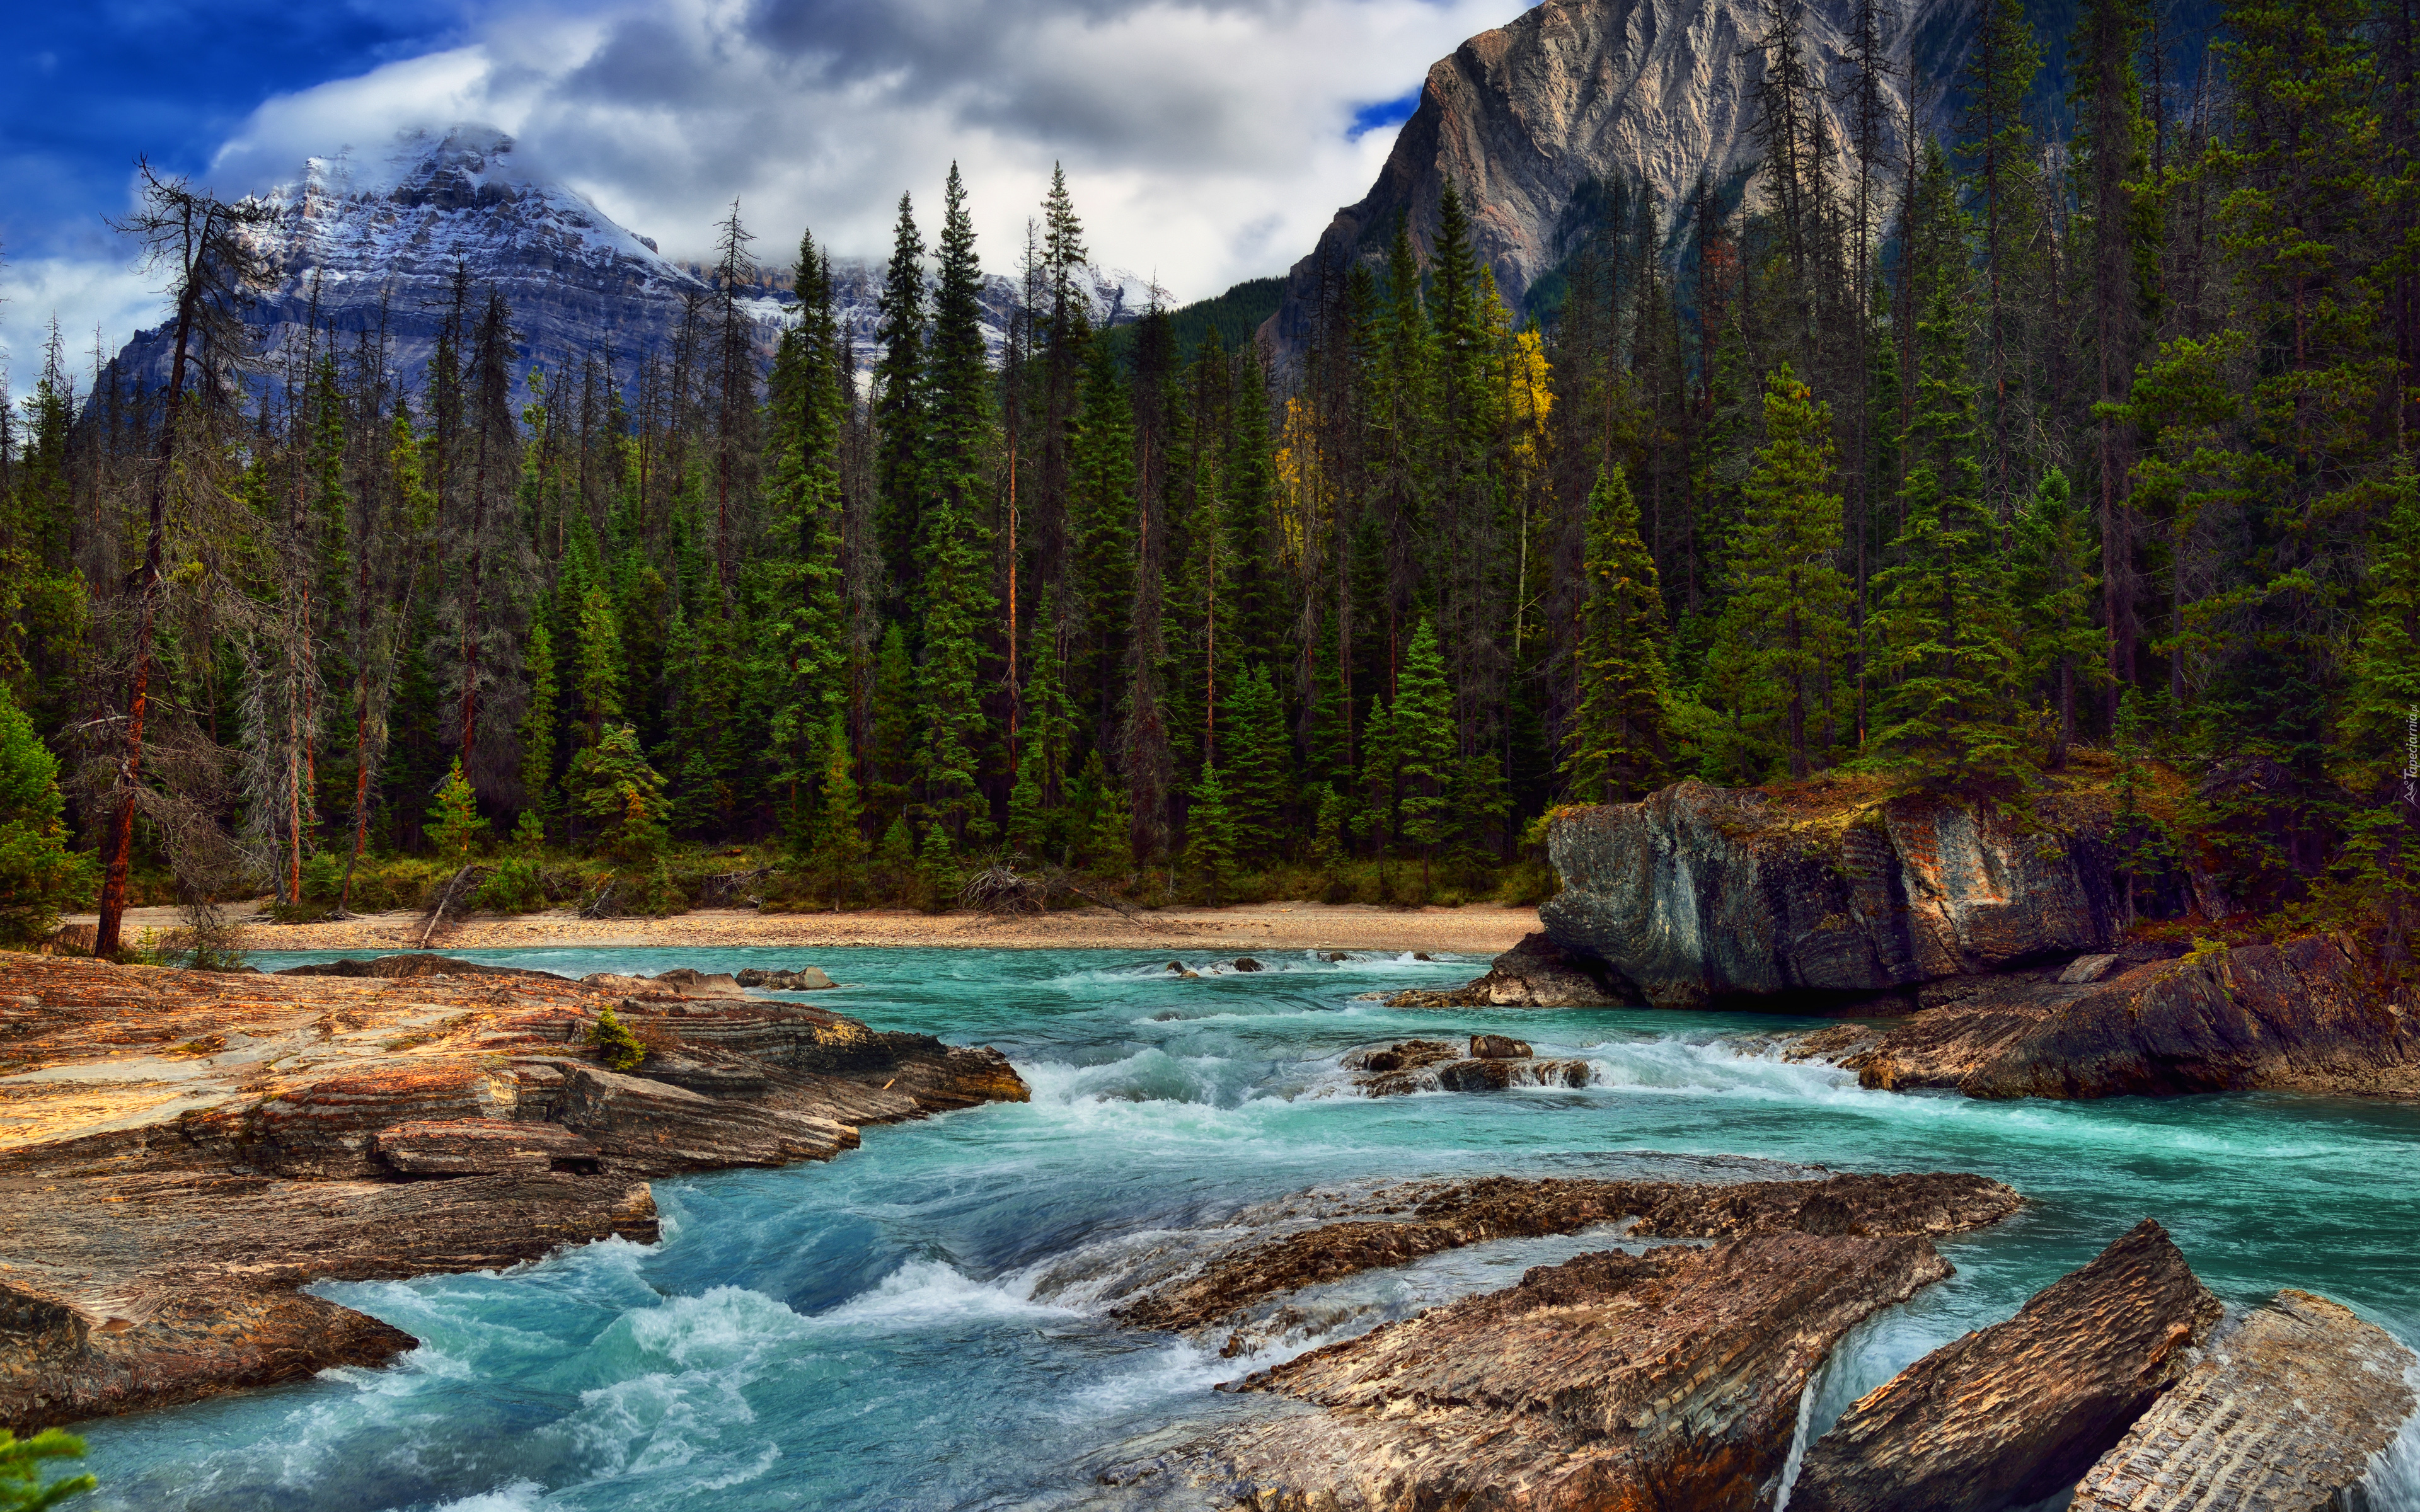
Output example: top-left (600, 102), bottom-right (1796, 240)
top-left (0, 953), bottom-right (1025, 1429)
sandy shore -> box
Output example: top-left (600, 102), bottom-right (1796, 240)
top-left (63, 900), bottom-right (1541, 957)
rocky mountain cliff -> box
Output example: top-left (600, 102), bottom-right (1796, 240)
top-left (1264, 0), bottom-right (1979, 348)
top-left (106, 125), bottom-right (1148, 405)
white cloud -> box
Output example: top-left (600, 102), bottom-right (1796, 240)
top-left (194, 0), bottom-right (1527, 297)
top-left (0, 256), bottom-right (163, 398)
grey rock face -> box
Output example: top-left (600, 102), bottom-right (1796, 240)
top-left (1265, 0), bottom-right (1976, 350)
top-left (1540, 779), bottom-right (2121, 1008)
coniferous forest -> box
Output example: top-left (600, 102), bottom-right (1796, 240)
top-left (1, 0), bottom-right (2416, 964)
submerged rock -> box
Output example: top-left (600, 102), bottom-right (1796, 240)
top-left (1113, 1171), bottom-right (2019, 1335)
top-left (1791, 1218), bottom-right (2223, 1512)
top-left (1806, 935), bottom-right (2420, 1099)
top-left (733, 966), bottom-right (836, 991)
top-left (277, 953), bottom-right (565, 981)
top-left (1388, 932), bottom-right (1628, 1008)
top-left (0, 953), bottom-right (1027, 1430)
top-left (1540, 780), bottom-right (2123, 1009)
top-left (2073, 1288), bottom-right (2418, 1512)
top-left (1339, 1038), bottom-right (1589, 1096)
top-left (1183, 1233), bottom-right (1955, 1512)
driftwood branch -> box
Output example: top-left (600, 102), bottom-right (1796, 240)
top-left (1041, 864), bottom-right (1143, 920)
top-left (416, 865), bottom-right (485, 949)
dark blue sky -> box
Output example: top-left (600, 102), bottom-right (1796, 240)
top-left (2, 0), bottom-right (464, 258)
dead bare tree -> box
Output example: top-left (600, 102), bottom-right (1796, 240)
top-left (91, 163), bottom-right (273, 958)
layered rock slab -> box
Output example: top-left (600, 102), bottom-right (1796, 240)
top-left (2072, 1288), bottom-right (2419, 1512)
top-left (1185, 1233), bottom-right (1953, 1512)
top-left (1805, 934), bottom-right (2420, 1099)
top-left (1113, 1171), bottom-right (2019, 1335)
top-left (1790, 1218), bottom-right (2223, 1512)
top-left (0, 954), bottom-right (1026, 1429)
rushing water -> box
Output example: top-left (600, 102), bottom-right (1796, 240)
top-left (72, 946), bottom-right (2420, 1511)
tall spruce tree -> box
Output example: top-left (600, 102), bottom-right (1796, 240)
top-left (1563, 464), bottom-right (1672, 802)
top-left (915, 164), bottom-right (997, 844)
top-left (1724, 366), bottom-right (1852, 778)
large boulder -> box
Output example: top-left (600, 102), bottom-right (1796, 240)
top-left (1541, 780), bottom-right (2123, 1009)
top-left (1387, 932), bottom-right (1630, 1007)
top-left (2073, 1288), bottom-right (2418, 1511)
top-left (1790, 1219), bottom-right (2223, 1512)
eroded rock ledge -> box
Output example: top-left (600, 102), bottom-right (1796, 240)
top-left (1144, 1234), bottom-right (1956, 1512)
top-left (1531, 780), bottom-right (2419, 1099)
top-left (1789, 934), bottom-right (2420, 1099)
top-left (1110, 1171), bottom-right (2020, 1335)
top-left (0, 954), bottom-right (1025, 1430)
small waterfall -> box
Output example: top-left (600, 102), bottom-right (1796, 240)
top-left (2361, 1365), bottom-right (2420, 1511)
top-left (1770, 1371), bottom-right (1822, 1512)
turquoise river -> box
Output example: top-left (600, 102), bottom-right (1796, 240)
top-left (71, 946), bottom-right (2420, 1510)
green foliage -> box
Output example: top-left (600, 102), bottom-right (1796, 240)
top-left (0, 681), bottom-right (92, 942)
top-left (2010, 468), bottom-right (2110, 765)
top-left (474, 856), bottom-right (548, 914)
top-left (1565, 463), bottom-right (1672, 802)
top-left (0, 1428), bottom-right (93, 1512)
top-left (426, 760), bottom-right (490, 866)
top-left (588, 1005), bottom-right (647, 1072)
top-left (917, 821), bottom-right (962, 913)
top-left (517, 618), bottom-right (557, 840)
top-left (813, 713), bottom-right (867, 883)
top-left (1222, 664), bottom-right (1291, 864)
top-left (1722, 366), bottom-right (1852, 779)
top-left (1393, 619), bottom-right (1456, 871)
top-left (1184, 763), bottom-right (1238, 903)
top-left (567, 724), bottom-right (670, 865)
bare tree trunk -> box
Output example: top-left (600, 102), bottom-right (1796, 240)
top-left (96, 284), bottom-right (197, 958)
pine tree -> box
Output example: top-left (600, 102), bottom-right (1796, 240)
top-left (0, 680), bottom-right (93, 942)
top-left (768, 228), bottom-right (850, 835)
top-left (1564, 463), bottom-right (1672, 802)
top-left (1870, 227), bottom-right (2026, 784)
top-left (2334, 455), bottom-right (2420, 960)
top-left (1070, 338), bottom-right (1139, 738)
top-left (1007, 591), bottom-right (1074, 858)
top-left (1394, 618), bottom-right (1455, 886)
top-left (2010, 468), bottom-right (2108, 767)
top-left (814, 710), bottom-right (867, 888)
top-left (517, 619), bottom-right (557, 837)
top-left (915, 164), bottom-right (998, 842)
top-left (867, 625), bottom-right (916, 832)
top-left (917, 820), bottom-right (962, 913)
top-left (1728, 365), bottom-right (1852, 778)
top-left (568, 724), bottom-right (669, 866)
top-left (427, 759), bottom-right (488, 864)
top-left (874, 195), bottom-right (927, 602)
top-left (1184, 762), bottom-right (1238, 903)
top-left (1960, 0), bottom-right (2043, 519)
top-left (1222, 663), bottom-right (1290, 864)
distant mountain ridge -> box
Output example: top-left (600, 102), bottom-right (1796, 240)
top-left (105, 125), bottom-right (1151, 404)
